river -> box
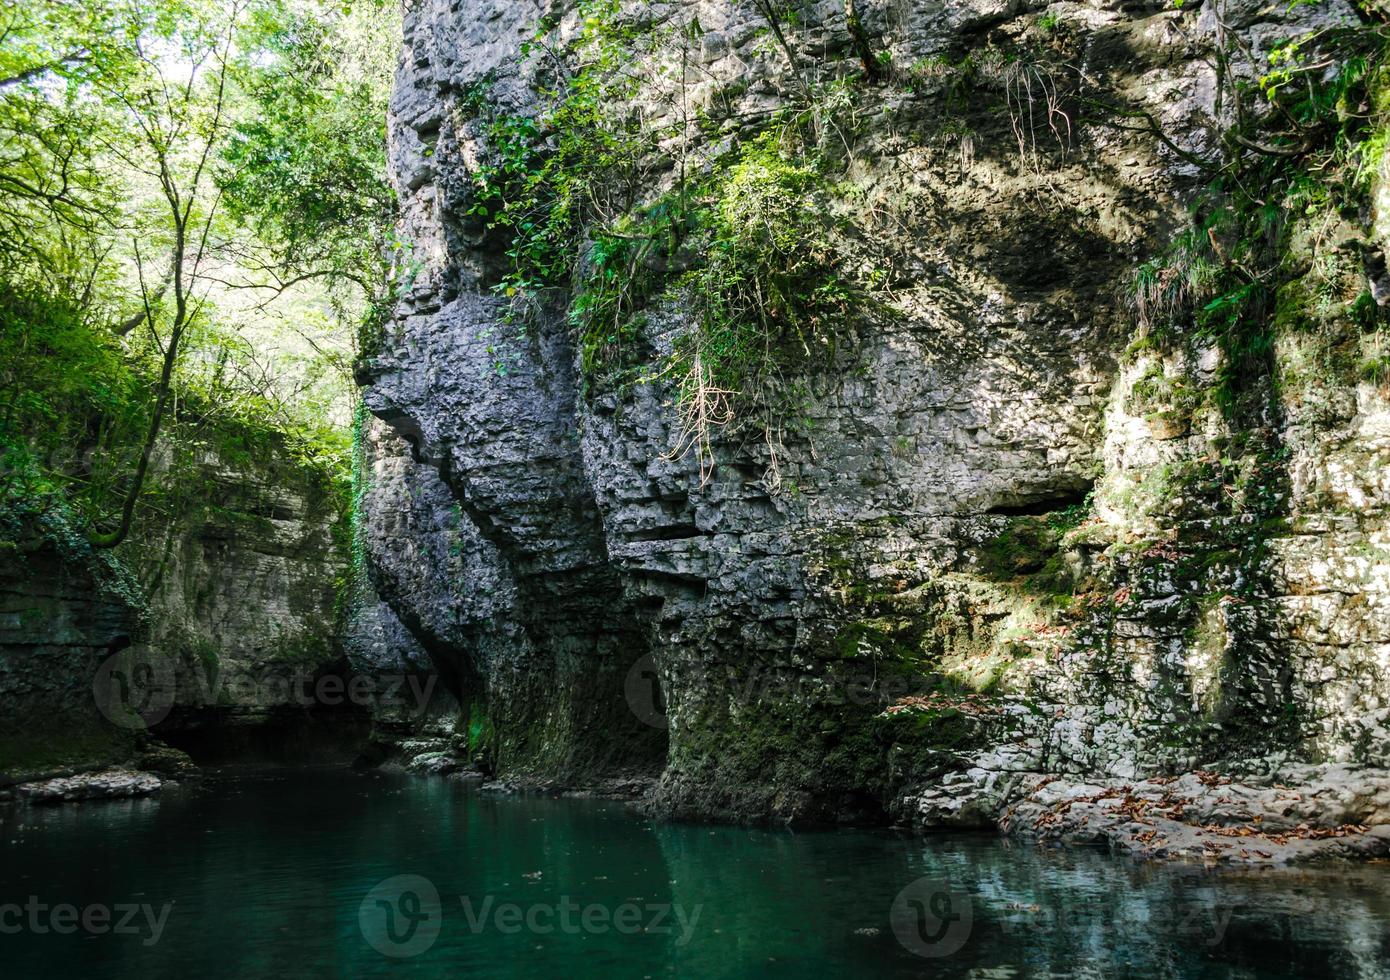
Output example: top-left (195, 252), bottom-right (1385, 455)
top-left (2, 768), bottom-right (1387, 977)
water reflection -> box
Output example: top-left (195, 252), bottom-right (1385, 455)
top-left (1, 769), bottom-right (1386, 978)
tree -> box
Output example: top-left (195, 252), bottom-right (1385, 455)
top-left (85, 2), bottom-right (241, 549)
top-left (217, 0), bottom-right (396, 310)
top-left (0, 0), bottom-right (397, 546)
top-left (0, 1), bottom-right (133, 286)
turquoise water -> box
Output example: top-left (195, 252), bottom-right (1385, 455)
top-left (2, 767), bottom-right (1388, 978)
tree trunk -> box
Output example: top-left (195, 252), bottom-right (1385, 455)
top-left (88, 321), bottom-right (182, 550)
top-left (845, 0), bottom-right (881, 81)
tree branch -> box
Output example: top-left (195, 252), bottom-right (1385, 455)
top-left (0, 50), bottom-right (89, 89)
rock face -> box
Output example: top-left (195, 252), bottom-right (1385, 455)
top-left (354, 398), bottom-right (665, 777)
top-left (361, 0), bottom-right (1390, 835)
top-left (0, 507), bottom-right (147, 776)
top-left (0, 430), bottom-right (352, 778)
top-left (124, 441), bottom-right (349, 737)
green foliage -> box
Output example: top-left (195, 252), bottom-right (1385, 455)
top-left (0, 1), bottom-right (145, 281)
top-left (1128, 26), bottom-right (1390, 417)
top-left (1361, 349), bottom-right (1390, 387)
top-left (0, 286), bottom-right (147, 524)
top-left (348, 399), bottom-right (371, 588)
top-left (458, 3), bottom-right (871, 480)
top-left (574, 140), bottom-right (851, 384)
top-left (467, 0), bottom-right (646, 297)
top-left (219, 0), bottom-right (397, 301)
top-left (0, 281), bottom-right (347, 546)
top-left (468, 111), bottom-right (572, 291)
top-left (567, 133), bottom-right (864, 480)
top-left (1130, 232), bottom-right (1223, 338)
top-left (665, 137), bottom-right (856, 421)
top-left (571, 198), bottom-right (688, 379)
top-left (0, 0), bottom-right (375, 556)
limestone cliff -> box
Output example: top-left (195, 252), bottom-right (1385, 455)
top-left (359, 0), bottom-right (1390, 849)
top-left (0, 426), bottom-right (352, 779)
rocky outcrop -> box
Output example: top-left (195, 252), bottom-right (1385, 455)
top-left (123, 439), bottom-right (350, 742)
top-left (361, 0), bottom-right (1390, 845)
top-left (0, 506), bottom-right (147, 776)
top-left (12, 769), bottom-right (162, 805)
top-left (0, 427), bottom-right (353, 779)
top-left (353, 402), bottom-right (666, 779)
top-left (996, 768), bottom-right (1390, 865)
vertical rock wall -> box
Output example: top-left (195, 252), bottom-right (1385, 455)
top-left (362, 0), bottom-right (1390, 828)
top-left (1, 429), bottom-right (352, 777)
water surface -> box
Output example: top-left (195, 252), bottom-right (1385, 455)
top-left (2, 768), bottom-right (1388, 977)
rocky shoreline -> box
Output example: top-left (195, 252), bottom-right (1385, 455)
top-left (5, 769), bottom-right (163, 805)
top-left (914, 764), bottom-right (1390, 866)
top-left (381, 728), bottom-right (1390, 866)
top-left (462, 760), bottom-right (1390, 866)
top-left (7, 742), bottom-right (1388, 867)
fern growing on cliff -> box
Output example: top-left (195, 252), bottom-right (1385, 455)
top-left (463, 2), bottom-right (874, 488)
top-left (659, 138), bottom-right (858, 486)
top-left (1124, 23), bottom-right (1390, 413)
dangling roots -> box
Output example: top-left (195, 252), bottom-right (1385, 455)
top-left (663, 351), bottom-right (735, 486)
top-left (1000, 61), bottom-right (1072, 172)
